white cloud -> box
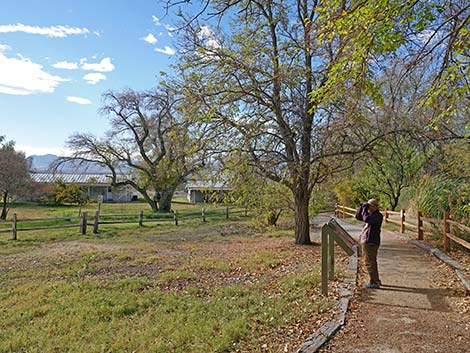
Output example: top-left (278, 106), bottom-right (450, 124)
top-left (81, 57), bottom-right (115, 72)
top-left (52, 60), bottom-right (79, 70)
top-left (0, 23), bottom-right (91, 38)
top-left (66, 96), bottom-right (92, 105)
top-left (0, 44), bottom-right (11, 52)
top-left (198, 25), bottom-right (220, 50)
top-left (83, 72), bottom-right (106, 85)
top-left (152, 16), bottom-right (176, 32)
top-left (154, 46), bottom-right (176, 55)
top-left (143, 33), bottom-right (158, 44)
top-left (0, 52), bottom-right (69, 95)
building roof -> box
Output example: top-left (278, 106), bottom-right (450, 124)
top-left (31, 173), bottom-right (117, 185)
top-left (185, 181), bottom-right (231, 191)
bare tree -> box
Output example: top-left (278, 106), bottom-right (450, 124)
top-left (0, 137), bottom-right (32, 219)
top-left (62, 87), bottom-right (216, 212)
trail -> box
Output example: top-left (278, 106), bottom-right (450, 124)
top-left (314, 217), bottom-right (469, 353)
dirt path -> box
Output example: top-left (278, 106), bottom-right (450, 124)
top-left (319, 219), bottom-right (469, 353)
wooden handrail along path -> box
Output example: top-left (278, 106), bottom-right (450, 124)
top-left (335, 204), bottom-right (470, 252)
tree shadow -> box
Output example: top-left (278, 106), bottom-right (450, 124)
top-left (366, 284), bottom-right (456, 313)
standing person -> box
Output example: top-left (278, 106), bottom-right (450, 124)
top-left (356, 199), bottom-right (383, 289)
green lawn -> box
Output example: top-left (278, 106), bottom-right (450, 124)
top-left (0, 203), bottom-right (345, 353)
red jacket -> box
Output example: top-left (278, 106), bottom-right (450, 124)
top-left (355, 203), bottom-right (383, 245)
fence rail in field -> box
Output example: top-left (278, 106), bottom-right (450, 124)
top-left (0, 206), bottom-right (248, 240)
top-left (335, 204), bottom-right (470, 252)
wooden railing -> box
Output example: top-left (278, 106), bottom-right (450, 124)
top-left (0, 206), bottom-right (248, 240)
top-left (335, 204), bottom-right (470, 252)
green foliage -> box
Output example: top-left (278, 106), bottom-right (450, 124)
top-left (54, 181), bottom-right (88, 207)
top-left (411, 175), bottom-right (470, 222)
top-left (225, 153), bottom-right (291, 227)
top-left (334, 172), bottom-right (375, 208)
top-left (335, 136), bottom-right (429, 210)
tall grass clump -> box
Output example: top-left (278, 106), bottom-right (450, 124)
top-left (411, 175), bottom-right (470, 224)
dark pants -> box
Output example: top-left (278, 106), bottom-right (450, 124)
top-left (361, 243), bottom-right (380, 284)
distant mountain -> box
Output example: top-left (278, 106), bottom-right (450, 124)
top-left (28, 154), bottom-right (111, 173)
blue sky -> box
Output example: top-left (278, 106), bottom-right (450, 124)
top-left (0, 0), bottom-right (179, 156)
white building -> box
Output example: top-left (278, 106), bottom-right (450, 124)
top-left (185, 181), bottom-right (231, 203)
top-left (31, 173), bottom-right (139, 202)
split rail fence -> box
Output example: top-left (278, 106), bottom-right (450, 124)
top-left (0, 206), bottom-right (248, 240)
top-left (335, 204), bottom-right (470, 252)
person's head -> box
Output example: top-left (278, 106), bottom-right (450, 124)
top-left (367, 199), bottom-right (379, 213)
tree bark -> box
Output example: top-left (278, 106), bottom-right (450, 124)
top-left (138, 190), bottom-right (159, 212)
top-left (294, 188), bottom-right (312, 245)
top-left (1, 192), bottom-right (9, 220)
top-left (159, 186), bottom-right (176, 212)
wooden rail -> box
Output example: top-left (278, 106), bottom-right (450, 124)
top-left (335, 204), bottom-right (470, 252)
top-left (0, 206), bottom-right (248, 240)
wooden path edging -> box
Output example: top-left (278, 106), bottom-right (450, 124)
top-left (295, 242), bottom-right (358, 353)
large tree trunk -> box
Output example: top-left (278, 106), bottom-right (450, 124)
top-left (138, 190), bottom-right (158, 212)
top-left (1, 192), bottom-right (9, 220)
top-left (159, 186), bottom-right (176, 212)
top-left (294, 188), bottom-right (312, 245)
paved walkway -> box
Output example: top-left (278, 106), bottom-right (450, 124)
top-left (312, 216), bottom-right (469, 353)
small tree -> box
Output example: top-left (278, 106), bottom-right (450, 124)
top-left (225, 153), bottom-right (292, 227)
top-left (0, 137), bottom-right (32, 220)
top-left (54, 180), bottom-right (88, 215)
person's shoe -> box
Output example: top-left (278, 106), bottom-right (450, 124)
top-left (365, 282), bottom-right (380, 289)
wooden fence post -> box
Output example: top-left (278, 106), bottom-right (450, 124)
top-left (12, 213), bottom-right (17, 240)
top-left (443, 211), bottom-right (450, 252)
top-left (93, 210), bottom-right (100, 234)
top-left (244, 206), bottom-right (248, 217)
top-left (202, 208), bottom-right (206, 222)
top-left (139, 210), bottom-right (143, 226)
top-left (342, 205), bottom-right (345, 219)
top-left (417, 211), bottom-right (423, 240)
top-left (384, 208), bottom-right (388, 223)
top-left (400, 209), bottom-right (405, 233)
top-left (334, 204), bottom-right (338, 218)
top-left (174, 211), bottom-right (178, 226)
top-left (80, 212), bottom-right (88, 235)
top-left (225, 206), bottom-right (229, 219)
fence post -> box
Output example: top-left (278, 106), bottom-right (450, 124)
top-left (225, 206), bottom-right (229, 219)
top-left (174, 211), bottom-right (178, 226)
top-left (400, 209), bottom-right (405, 233)
top-left (384, 208), bottom-right (388, 223)
top-left (202, 208), bottom-right (206, 222)
top-left (443, 211), bottom-right (450, 252)
top-left (342, 205), bottom-right (345, 219)
top-left (417, 211), bottom-right (423, 240)
top-left (244, 206), bottom-right (248, 217)
top-left (80, 212), bottom-right (88, 235)
top-left (93, 210), bottom-right (100, 234)
top-left (139, 210), bottom-right (144, 226)
top-left (12, 213), bottom-right (17, 240)
top-left (334, 204), bottom-right (338, 218)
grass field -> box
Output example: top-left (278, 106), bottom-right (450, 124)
top-left (0, 203), bottom-right (348, 353)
